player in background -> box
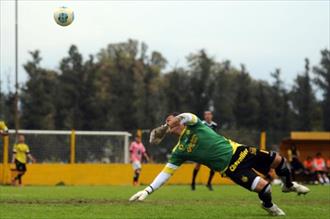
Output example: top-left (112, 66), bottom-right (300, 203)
top-left (130, 113), bottom-right (310, 216)
top-left (327, 157), bottom-right (330, 171)
top-left (11, 134), bottom-right (36, 186)
top-left (191, 111), bottom-right (217, 191)
top-left (130, 135), bottom-right (150, 186)
top-left (0, 121), bottom-right (8, 135)
top-left (287, 145), bottom-right (305, 180)
top-left (312, 152), bottom-right (329, 184)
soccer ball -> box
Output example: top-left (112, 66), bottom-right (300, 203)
top-left (54, 7), bottom-right (74, 27)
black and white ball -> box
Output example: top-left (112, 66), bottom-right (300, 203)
top-left (54, 7), bottom-right (74, 27)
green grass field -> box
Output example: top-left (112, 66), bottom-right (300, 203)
top-left (0, 185), bottom-right (329, 219)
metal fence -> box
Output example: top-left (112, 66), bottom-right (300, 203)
top-left (1, 130), bottom-right (131, 163)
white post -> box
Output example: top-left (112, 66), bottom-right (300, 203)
top-left (14, 0), bottom-right (19, 137)
top-left (124, 134), bottom-right (130, 163)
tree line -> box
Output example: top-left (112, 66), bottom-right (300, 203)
top-left (0, 39), bottom-right (329, 139)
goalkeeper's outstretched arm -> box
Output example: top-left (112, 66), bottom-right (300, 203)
top-left (166, 113), bottom-right (198, 128)
top-left (176, 113), bottom-right (198, 126)
top-left (129, 163), bottom-right (179, 201)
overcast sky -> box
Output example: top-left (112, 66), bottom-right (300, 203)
top-left (1, 0), bottom-right (329, 91)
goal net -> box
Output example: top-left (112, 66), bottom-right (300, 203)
top-left (3, 130), bottom-right (131, 163)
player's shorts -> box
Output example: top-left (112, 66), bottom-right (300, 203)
top-left (132, 161), bottom-right (142, 170)
top-left (15, 159), bottom-right (27, 172)
top-left (224, 146), bottom-right (276, 191)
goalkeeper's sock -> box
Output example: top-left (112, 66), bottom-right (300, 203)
top-left (275, 157), bottom-right (294, 188)
top-left (258, 183), bottom-right (273, 208)
top-left (207, 170), bottom-right (215, 185)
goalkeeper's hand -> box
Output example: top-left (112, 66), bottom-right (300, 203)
top-left (129, 190), bottom-right (149, 202)
top-left (149, 124), bottom-right (169, 145)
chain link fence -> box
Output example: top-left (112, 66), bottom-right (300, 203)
top-left (1, 130), bottom-right (131, 163)
top-left (9, 133), bottom-right (70, 163)
top-left (75, 135), bottom-right (126, 163)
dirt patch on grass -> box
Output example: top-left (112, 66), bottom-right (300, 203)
top-left (0, 199), bottom-right (129, 205)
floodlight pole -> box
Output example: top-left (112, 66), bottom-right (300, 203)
top-left (14, 0), bottom-right (19, 136)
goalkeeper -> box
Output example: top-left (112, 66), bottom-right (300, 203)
top-left (129, 113), bottom-right (310, 216)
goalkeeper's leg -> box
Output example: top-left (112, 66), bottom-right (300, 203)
top-left (271, 153), bottom-right (310, 194)
top-left (253, 148), bottom-right (309, 195)
top-left (254, 177), bottom-right (285, 216)
top-left (271, 153), bottom-right (293, 188)
top-left (226, 167), bottom-right (285, 216)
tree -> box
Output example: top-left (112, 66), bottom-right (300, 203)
top-left (0, 92), bottom-right (16, 128)
top-left (313, 49), bottom-right (330, 130)
top-left (291, 58), bottom-right (315, 130)
top-left (138, 51), bottom-right (167, 128)
top-left (18, 40), bottom-right (327, 136)
top-left (255, 81), bottom-right (272, 131)
top-left (233, 65), bottom-right (257, 129)
top-left (21, 50), bottom-right (58, 129)
top-left (187, 50), bottom-right (215, 117)
top-left (163, 68), bottom-right (191, 114)
top-left (96, 39), bottom-right (168, 130)
top-left (55, 45), bottom-right (87, 129)
top-left (270, 69), bottom-right (292, 132)
top-left (0, 74), bottom-right (19, 128)
top-left (212, 61), bottom-right (237, 128)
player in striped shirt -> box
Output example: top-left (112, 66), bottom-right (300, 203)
top-left (130, 113), bottom-right (310, 216)
top-left (130, 135), bottom-right (150, 186)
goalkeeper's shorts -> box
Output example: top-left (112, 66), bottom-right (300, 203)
top-left (132, 161), bottom-right (142, 170)
top-left (225, 146), bottom-right (276, 191)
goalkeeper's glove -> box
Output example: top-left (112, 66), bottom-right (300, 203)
top-left (149, 124), bottom-right (169, 145)
top-left (129, 186), bottom-right (153, 202)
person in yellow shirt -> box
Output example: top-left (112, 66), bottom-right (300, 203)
top-left (11, 134), bottom-right (35, 186)
top-left (0, 121), bottom-right (8, 135)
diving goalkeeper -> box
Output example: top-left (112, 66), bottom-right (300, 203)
top-left (129, 113), bottom-right (310, 216)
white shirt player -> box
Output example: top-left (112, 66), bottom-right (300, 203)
top-left (202, 120), bottom-right (218, 131)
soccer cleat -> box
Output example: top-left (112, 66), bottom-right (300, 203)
top-left (261, 203), bottom-right (286, 216)
top-left (206, 184), bottom-right (214, 191)
top-left (191, 183), bottom-right (196, 191)
top-left (11, 178), bottom-right (16, 186)
top-left (282, 182), bottom-right (310, 195)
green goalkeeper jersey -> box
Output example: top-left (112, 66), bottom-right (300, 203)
top-left (169, 115), bottom-right (241, 172)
